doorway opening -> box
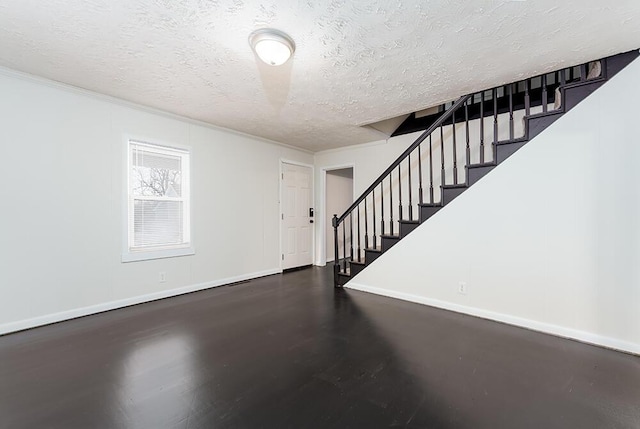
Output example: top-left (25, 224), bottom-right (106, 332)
top-left (324, 166), bottom-right (354, 265)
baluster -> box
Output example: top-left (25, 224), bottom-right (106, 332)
top-left (398, 164), bottom-right (403, 220)
top-left (493, 88), bottom-right (498, 146)
top-left (508, 84), bottom-right (514, 140)
top-left (357, 205), bottom-right (361, 261)
top-left (440, 126), bottom-right (445, 187)
top-left (372, 188), bottom-right (377, 249)
top-left (418, 144), bottom-right (423, 205)
top-left (555, 70), bottom-right (564, 112)
top-left (389, 175), bottom-right (394, 235)
top-left (380, 181), bottom-right (385, 236)
top-left (525, 79), bottom-right (530, 116)
top-left (480, 91), bottom-right (485, 163)
top-left (341, 222), bottom-right (346, 272)
top-left (580, 63), bottom-right (587, 81)
top-left (349, 212), bottom-right (353, 263)
top-left (452, 109), bottom-right (458, 185)
top-left (465, 99), bottom-right (470, 171)
top-left (364, 197), bottom-right (369, 250)
top-left (333, 215), bottom-right (339, 271)
top-left (429, 135), bottom-right (434, 203)
top-left (542, 74), bottom-right (548, 113)
top-left (408, 155), bottom-right (413, 219)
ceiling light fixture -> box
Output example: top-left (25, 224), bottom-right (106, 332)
top-left (249, 28), bottom-right (295, 66)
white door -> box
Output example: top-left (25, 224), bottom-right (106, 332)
top-left (281, 162), bottom-right (313, 269)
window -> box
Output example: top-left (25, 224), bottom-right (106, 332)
top-left (123, 140), bottom-right (193, 262)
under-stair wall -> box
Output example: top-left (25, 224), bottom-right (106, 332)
top-left (346, 56), bottom-right (640, 355)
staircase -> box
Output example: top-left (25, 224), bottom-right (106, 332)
top-left (333, 50), bottom-right (639, 287)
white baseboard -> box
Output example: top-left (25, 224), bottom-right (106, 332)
top-left (0, 268), bottom-right (282, 335)
top-left (346, 282), bottom-right (640, 356)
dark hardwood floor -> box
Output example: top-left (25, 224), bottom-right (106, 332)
top-left (1, 266), bottom-right (639, 428)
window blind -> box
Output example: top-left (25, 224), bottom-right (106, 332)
top-left (129, 141), bottom-right (190, 252)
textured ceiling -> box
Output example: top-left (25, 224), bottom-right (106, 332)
top-left (0, 0), bottom-right (639, 151)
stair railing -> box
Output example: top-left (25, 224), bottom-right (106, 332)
top-left (332, 60), bottom-right (605, 286)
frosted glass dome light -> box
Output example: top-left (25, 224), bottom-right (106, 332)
top-left (249, 29), bottom-right (295, 66)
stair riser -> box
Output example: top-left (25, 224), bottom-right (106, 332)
top-left (563, 81), bottom-right (603, 112)
top-left (526, 116), bottom-right (560, 141)
top-left (382, 237), bottom-right (400, 252)
top-left (467, 165), bottom-right (495, 186)
top-left (496, 141), bottom-right (527, 163)
top-left (365, 250), bottom-right (382, 265)
top-left (399, 222), bottom-right (419, 238)
top-left (441, 187), bottom-right (466, 205)
top-left (350, 263), bottom-right (365, 277)
top-left (606, 51), bottom-right (639, 79)
top-left (419, 206), bottom-right (442, 222)
top-left (335, 263), bottom-right (347, 287)
top-left (336, 273), bottom-right (349, 286)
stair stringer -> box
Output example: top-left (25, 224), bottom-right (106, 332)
top-left (345, 55), bottom-right (640, 355)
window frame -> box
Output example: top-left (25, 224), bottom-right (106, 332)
top-left (122, 137), bottom-right (194, 263)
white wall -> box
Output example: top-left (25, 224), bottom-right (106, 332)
top-left (325, 168), bottom-right (353, 261)
top-left (0, 70), bottom-right (312, 333)
top-left (348, 58), bottom-right (640, 354)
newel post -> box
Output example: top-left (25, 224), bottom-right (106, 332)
top-left (332, 214), bottom-right (341, 288)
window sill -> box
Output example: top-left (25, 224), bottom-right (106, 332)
top-left (121, 246), bottom-right (195, 263)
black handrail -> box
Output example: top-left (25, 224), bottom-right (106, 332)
top-left (335, 94), bottom-right (472, 224)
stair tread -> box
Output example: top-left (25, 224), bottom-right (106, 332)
top-left (350, 259), bottom-right (366, 266)
top-left (380, 233), bottom-right (400, 239)
top-left (466, 161), bottom-right (497, 169)
top-left (442, 184), bottom-right (468, 189)
top-left (562, 76), bottom-right (606, 90)
top-left (419, 202), bottom-right (443, 208)
top-left (399, 219), bottom-right (419, 224)
top-left (494, 137), bottom-right (528, 146)
top-left (526, 110), bottom-right (564, 120)
top-left (365, 247), bottom-right (382, 253)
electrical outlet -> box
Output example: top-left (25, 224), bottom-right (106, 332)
top-left (159, 272), bottom-right (166, 283)
top-left (458, 281), bottom-right (467, 295)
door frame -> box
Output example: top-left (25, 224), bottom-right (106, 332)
top-left (318, 162), bottom-right (356, 266)
top-left (279, 159), bottom-right (315, 271)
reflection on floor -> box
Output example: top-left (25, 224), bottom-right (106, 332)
top-left (1, 266), bottom-right (639, 428)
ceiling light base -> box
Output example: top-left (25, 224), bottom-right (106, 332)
top-left (249, 28), bottom-right (295, 66)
